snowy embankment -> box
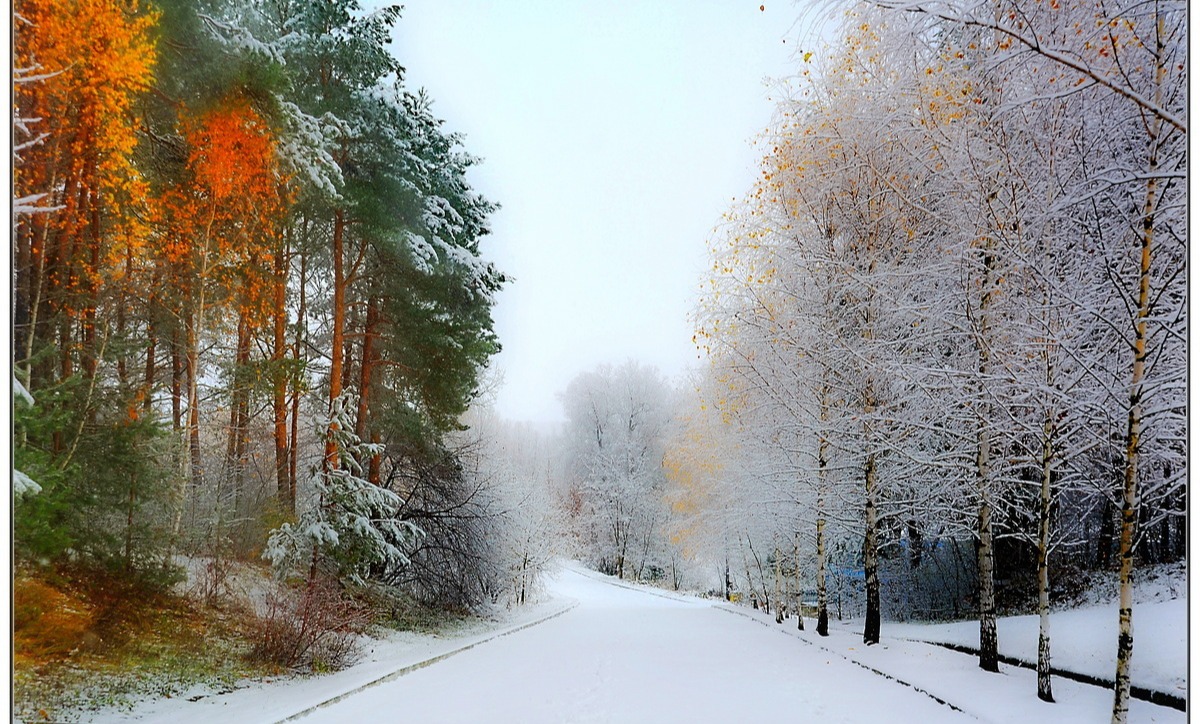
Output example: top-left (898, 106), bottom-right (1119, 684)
top-left (722, 602), bottom-right (1183, 724)
top-left (882, 562), bottom-right (1186, 702)
top-left (85, 596), bottom-right (577, 724)
top-left (885, 599), bottom-right (1186, 701)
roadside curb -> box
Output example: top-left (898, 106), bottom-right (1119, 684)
top-left (272, 598), bottom-right (580, 723)
top-left (718, 604), bottom-right (1186, 717)
top-left (903, 638), bottom-right (1187, 712)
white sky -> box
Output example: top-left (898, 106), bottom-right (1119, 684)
top-left (388, 1), bottom-right (824, 426)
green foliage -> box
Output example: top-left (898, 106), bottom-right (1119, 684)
top-left (15, 377), bottom-right (84, 562)
top-left (14, 374), bottom-right (181, 584)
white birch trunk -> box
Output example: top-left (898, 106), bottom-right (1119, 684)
top-left (1111, 15), bottom-right (1165, 721)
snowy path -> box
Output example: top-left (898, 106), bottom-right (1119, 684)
top-left (293, 567), bottom-right (974, 723)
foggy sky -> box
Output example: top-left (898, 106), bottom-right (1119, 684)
top-left (389, 1), bottom-right (822, 426)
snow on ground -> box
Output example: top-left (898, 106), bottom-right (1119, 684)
top-left (881, 561), bottom-right (1187, 698)
top-left (80, 563), bottom-right (1185, 724)
top-left (293, 565), bottom-right (1181, 724)
top-left (296, 565), bottom-right (971, 724)
top-left (84, 597), bottom-right (576, 724)
top-left (730, 604), bottom-right (1183, 724)
top-left (885, 598), bottom-right (1186, 698)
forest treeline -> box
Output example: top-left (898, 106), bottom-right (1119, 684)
top-left (11, 0), bottom-right (561, 641)
top-left (548, 3), bottom-right (1184, 723)
top-left (677, 1), bottom-right (1185, 720)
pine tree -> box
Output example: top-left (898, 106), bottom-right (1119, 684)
top-left (266, 393), bottom-right (422, 586)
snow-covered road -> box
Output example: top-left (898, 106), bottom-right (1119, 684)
top-left (294, 567), bottom-right (970, 723)
top-left (84, 564), bottom-right (1183, 723)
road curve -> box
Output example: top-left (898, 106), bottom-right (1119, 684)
top-left (294, 566), bottom-right (970, 723)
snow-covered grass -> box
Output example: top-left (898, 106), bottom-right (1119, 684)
top-left (81, 596), bottom-right (577, 724)
top-left (1059, 560), bottom-right (1186, 609)
top-left (724, 602), bottom-right (1183, 724)
top-left (883, 562), bottom-right (1187, 698)
top-left (885, 598), bottom-right (1185, 698)
top-left (14, 564), bottom-right (261, 723)
top-left (16, 557), bottom-right (565, 723)
top-left (172, 555), bottom-right (277, 616)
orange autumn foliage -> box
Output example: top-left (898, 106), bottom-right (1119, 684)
top-left (14, 0), bottom-right (158, 320)
top-left (13, 576), bottom-right (98, 666)
top-left (161, 96), bottom-right (292, 332)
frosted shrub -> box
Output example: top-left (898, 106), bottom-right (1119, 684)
top-left (249, 576), bottom-right (371, 672)
top-left (265, 394), bottom-right (423, 586)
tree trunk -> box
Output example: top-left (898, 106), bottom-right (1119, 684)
top-left (368, 431), bottom-right (382, 485)
top-left (907, 521), bottom-right (923, 570)
top-left (171, 327), bottom-right (183, 432)
top-left (232, 313), bottom-right (251, 489)
top-left (143, 298), bottom-right (156, 413)
top-left (1112, 20), bottom-right (1163, 720)
top-left (724, 557), bottom-right (731, 601)
top-left (58, 315), bottom-right (74, 384)
top-left (1037, 409), bottom-right (1055, 703)
top-left (863, 452), bottom-right (880, 645)
top-left (794, 532), bottom-right (804, 631)
top-left (1098, 494), bottom-right (1115, 568)
top-left (974, 230), bottom-right (1000, 673)
top-left (225, 313), bottom-right (247, 486)
top-left (116, 247), bottom-right (131, 387)
top-left (342, 301), bottom-right (357, 404)
top-left (636, 527), bottom-right (652, 582)
top-left (15, 206), bottom-right (44, 388)
top-left (186, 205), bottom-right (216, 491)
top-left (186, 308), bottom-right (204, 489)
top-left (740, 541), bottom-right (755, 608)
top-left (356, 296), bottom-right (381, 480)
top-left (748, 535), bottom-right (769, 615)
top-left (273, 232), bottom-right (291, 512)
top-left (81, 185), bottom-right (101, 384)
top-left (354, 300), bottom-right (375, 440)
top-left (976, 427), bottom-right (999, 672)
top-left (289, 240), bottom-right (308, 507)
top-left (55, 177), bottom-right (80, 388)
top-left (816, 425), bottom-right (830, 637)
top-left (20, 209), bottom-right (54, 389)
top-left (325, 208), bottom-right (346, 471)
top-left (774, 545), bottom-right (782, 624)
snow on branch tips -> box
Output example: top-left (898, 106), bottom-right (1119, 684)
top-left (265, 393), bottom-right (423, 586)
